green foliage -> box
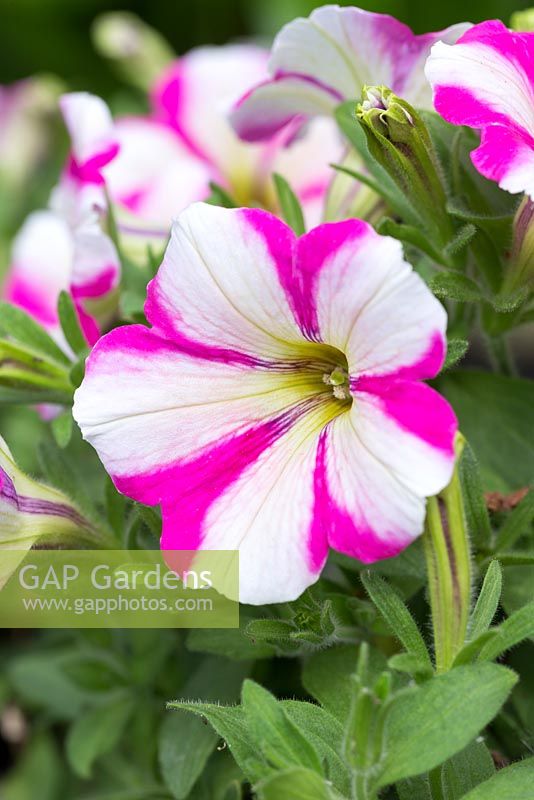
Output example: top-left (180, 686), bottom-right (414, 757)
top-left (272, 173), bottom-right (306, 235)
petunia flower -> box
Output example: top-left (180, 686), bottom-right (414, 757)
top-left (230, 4), bottom-right (470, 142)
top-left (0, 434), bottom-right (113, 588)
top-left (425, 21), bottom-right (534, 199)
top-left (4, 93), bottom-right (121, 350)
top-left (88, 44), bottom-right (344, 245)
top-left (73, 203), bottom-right (457, 604)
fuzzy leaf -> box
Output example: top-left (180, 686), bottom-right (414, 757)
top-left (479, 601), bottom-right (534, 660)
top-left (242, 681), bottom-right (322, 775)
top-left (429, 272), bottom-right (483, 303)
top-left (461, 757), bottom-right (534, 799)
top-left (0, 301), bottom-right (70, 366)
top-left (361, 572), bottom-right (432, 670)
top-left (57, 291), bottom-right (88, 356)
top-left (469, 561), bottom-right (502, 640)
top-left (377, 663), bottom-right (517, 787)
top-left (256, 768), bottom-right (334, 800)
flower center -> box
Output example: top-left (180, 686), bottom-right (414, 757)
top-left (322, 366), bottom-right (351, 402)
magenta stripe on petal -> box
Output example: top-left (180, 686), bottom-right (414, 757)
top-left (71, 266), bottom-right (117, 300)
top-left (355, 378), bottom-right (457, 456)
top-left (4, 273), bottom-right (57, 327)
top-left (118, 412), bottom-right (300, 551)
top-left (311, 429), bottom-right (410, 563)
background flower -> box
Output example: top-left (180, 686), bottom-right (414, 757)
top-left (3, 93), bottom-right (121, 351)
top-left (231, 5), bottom-right (470, 141)
top-left (425, 20), bottom-right (534, 199)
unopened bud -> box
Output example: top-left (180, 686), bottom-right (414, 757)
top-left (92, 13), bottom-right (174, 91)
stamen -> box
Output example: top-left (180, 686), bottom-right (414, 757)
top-left (322, 367), bottom-right (351, 401)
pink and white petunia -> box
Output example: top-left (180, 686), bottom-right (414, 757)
top-left (425, 21), bottom-right (534, 199)
top-left (99, 44), bottom-right (343, 237)
top-left (231, 4), bottom-right (470, 142)
top-left (4, 93), bottom-right (121, 350)
top-left (73, 202), bottom-right (457, 604)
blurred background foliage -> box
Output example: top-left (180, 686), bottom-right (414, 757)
top-left (0, 0), bottom-right (530, 92)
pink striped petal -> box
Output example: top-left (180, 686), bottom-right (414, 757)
top-left (426, 21), bottom-right (534, 198)
top-left (144, 204), bottom-right (308, 362)
top-left (105, 117), bottom-right (213, 227)
top-left (60, 93), bottom-right (119, 182)
top-left (152, 45), bottom-right (268, 167)
top-left (232, 6), bottom-right (470, 140)
top-left (4, 211), bottom-right (72, 331)
top-left (295, 219), bottom-right (447, 379)
top-left (314, 384), bottom-right (456, 563)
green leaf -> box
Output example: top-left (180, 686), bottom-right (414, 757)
top-left (51, 409), bottom-right (73, 449)
top-left (0, 301), bottom-right (70, 366)
top-left (396, 775), bottom-right (432, 800)
top-left (281, 701), bottom-right (349, 795)
top-left (106, 478), bottom-right (128, 537)
top-left (429, 272), bottom-right (483, 303)
top-left (206, 181), bottom-right (237, 208)
top-left (0, 386), bottom-right (72, 405)
top-left (442, 339), bottom-right (469, 372)
top-left (496, 490), bottom-right (534, 552)
top-left (246, 619), bottom-right (296, 643)
top-left (376, 217), bottom-right (445, 263)
top-left (66, 695), bottom-right (134, 778)
top-left (160, 657), bottom-right (249, 799)
top-left (302, 644), bottom-right (387, 723)
top-left (452, 631), bottom-right (501, 667)
top-left (166, 702), bottom-right (268, 784)
top-left (469, 561), bottom-right (502, 640)
top-left (440, 739), bottom-right (495, 800)
top-left (256, 768), bottom-right (334, 800)
top-left (159, 712), bottom-right (217, 799)
top-left (478, 601), bottom-right (534, 661)
top-left (437, 371), bottom-right (534, 492)
top-left (242, 681), bottom-right (322, 774)
top-left (0, 733), bottom-right (64, 800)
top-left (460, 442), bottom-right (493, 547)
top-left (461, 757), bottom-right (534, 799)
top-left (377, 663), bottom-right (517, 787)
top-left (273, 173), bottom-right (306, 235)
top-left (443, 223), bottom-right (477, 258)
top-left (57, 290), bottom-right (88, 356)
top-left (361, 572), bottom-right (432, 671)
top-left (187, 617), bottom-right (276, 660)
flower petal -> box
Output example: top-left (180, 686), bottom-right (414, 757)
top-left (152, 45), bottom-right (268, 167)
top-left (316, 383), bottom-right (456, 562)
top-left (73, 323), bottom-right (327, 493)
top-left (144, 204), bottom-right (309, 362)
top-left (105, 117), bottom-right (212, 227)
top-left (272, 117), bottom-right (343, 227)
top-left (232, 6), bottom-right (470, 139)
top-left (4, 211), bottom-right (72, 329)
top-left (60, 92), bottom-right (119, 177)
top-left (73, 324), bottom-right (333, 603)
top-left (294, 219), bottom-right (447, 379)
top-left (425, 21), bottom-right (534, 196)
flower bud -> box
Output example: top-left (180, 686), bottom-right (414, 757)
top-left (92, 12), bottom-right (174, 91)
top-left (357, 86), bottom-right (453, 246)
top-left (0, 435), bottom-right (113, 587)
top-left (503, 196), bottom-right (534, 295)
top-left (510, 8), bottom-right (534, 31)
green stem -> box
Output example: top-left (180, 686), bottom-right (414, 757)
top-left (429, 766), bottom-right (445, 800)
top-left (486, 335), bottom-right (517, 377)
top-left (424, 435), bottom-right (472, 673)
